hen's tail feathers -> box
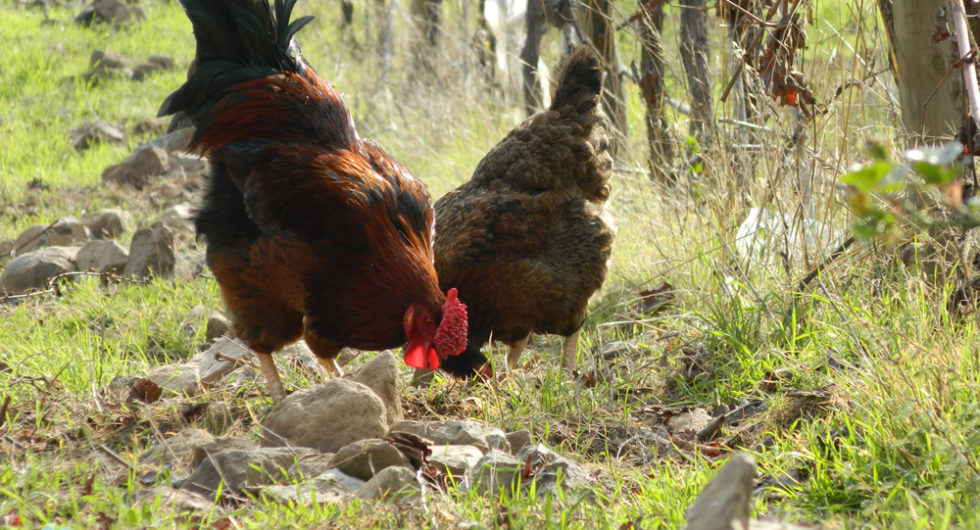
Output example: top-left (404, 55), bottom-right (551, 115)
top-left (549, 46), bottom-right (603, 115)
top-left (159, 0), bottom-right (311, 131)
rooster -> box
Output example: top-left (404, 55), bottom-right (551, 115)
top-left (432, 46), bottom-right (614, 378)
top-left (159, 0), bottom-right (468, 400)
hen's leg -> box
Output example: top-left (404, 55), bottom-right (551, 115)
top-left (506, 336), bottom-right (530, 369)
top-left (561, 330), bottom-right (580, 372)
top-left (255, 353), bottom-right (286, 401)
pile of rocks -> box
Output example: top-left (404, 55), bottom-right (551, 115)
top-left (127, 351), bottom-right (595, 518)
top-left (0, 129), bottom-right (206, 295)
top-left (0, 209), bottom-right (182, 294)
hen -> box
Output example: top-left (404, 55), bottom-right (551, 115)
top-left (433, 46), bottom-right (614, 378)
top-left (159, 0), bottom-right (468, 400)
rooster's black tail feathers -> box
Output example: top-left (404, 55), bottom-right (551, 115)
top-left (159, 0), bottom-right (313, 131)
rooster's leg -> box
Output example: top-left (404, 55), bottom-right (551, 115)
top-left (256, 352), bottom-right (287, 401)
top-left (303, 321), bottom-right (344, 379)
top-left (317, 357), bottom-right (344, 378)
top-left (505, 336), bottom-right (530, 369)
top-left (303, 317), bottom-right (344, 377)
top-left (561, 330), bottom-right (580, 372)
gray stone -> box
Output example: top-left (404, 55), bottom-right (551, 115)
top-left (133, 487), bottom-right (219, 517)
top-left (76, 0), bottom-right (146, 28)
top-left (254, 468), bottom-right (366, 505)
top-left (514, 443), bottom-right (593, 497)
top-left (0, 239), bottom-right (13, 259)
top-left (145, 337), bottom-right (251, 397)
top-left (148, 128), bottom-right (193, 153)
top-left (354, 466), bottom-right (419, 502)
top-left (277, 341), bottom-right (322, 374)
top-left (206, 312), bottom-right (231, 343)
top-left (465, 450), bottom-right (521, 495)
top-left (105, 375), bottom-right (140, 401)
top-left (668, 408), bottom-right (714, 434)
top-left (258, 468), bottom-right (365, 504)
top-left (76, 240), bottom-right (128, 273)
top-left (683, 452), bottom-right (755, 530)
top-left (47, 217), bottom-right (91, 247)
top-left (168, 153), bottom-right (207, 178)
top-left (102, 144), bottom-right (171, 189)
top-left (505, 429), bottom-right (532, 454)
top-left (11, 218), bottom-right (89, 256)
top-left (388, 419), bottom-right (510, 454)
top-left (0, 246), bottom-right (78, 294)
top-left (70, 120), bottom-right (125, 150)
top-left (314, 468), bottom-right (368, 492)
top-left (260, 379), bottom-right (387, 453)
top-left (188, 437), bottom-right (260, 469)
top-left (147, 55), bottom-right (175, 70)
top-left (183, 306), bottom-right (229, 343)
top-left (138, 428), bottom-right (217, 468)
top-left (350, 351), bottom-right (404, 425)
top-left (82, 209), bottom-right (133, 239)
top-left (427, 444), bottom-right (483, 477)
top-left (80, 119), bottom-right (123, 146)
top-left (131, 63), bottom-right (157, 81)
top-left (123, 222), bottom-right (175, 279)
top-left (12, 225), bottom-right (47, 255)
top-left (181, 447), bottom-right (322, 498)
top-left (328, 439), bottom-right (411, 481)
top-left (132, 61), bottom-right (169, 81)
top-left (78, 50), bottom-right (134, 83)
top-left (260, 482), bottom-right (345, 505)
top-left (203, 401), bottom-right (236, 433)
top-left (157, 203), bottom-right (195, 234)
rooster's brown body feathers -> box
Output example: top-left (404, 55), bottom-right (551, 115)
top-left (160, 0), bottom-right (467, 398)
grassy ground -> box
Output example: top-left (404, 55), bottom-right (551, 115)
top-left (2, 0), bottom-right (979, 528)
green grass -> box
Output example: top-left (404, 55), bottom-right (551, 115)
top-left (0, 2), bottom-right (191, 240)
top-left (2, 0), bottom-right (980, 528)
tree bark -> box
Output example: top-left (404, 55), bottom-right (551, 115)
top-left (376, 0), bottom-right (392, 85)
top-left (638, 1), bottom-right (673, 180)
top-left (679, 0), bottom-right (714, 145)
top-left (472, 0), bottom-right (498, 85)
top-left (411, 0), bottom-right (443, 75)
top-left (521, 0), bottom-right (549, 114)
top-left (886, 0), bottom-right (963, 142)
top-left (583, 0), bottom-right (627, 157)
top-left (521, 0), bottom-right (580, 114)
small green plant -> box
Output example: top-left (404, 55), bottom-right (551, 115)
top-left (842, 141), bottom-right (974, 242)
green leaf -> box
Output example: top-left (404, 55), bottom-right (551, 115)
top-left (867, 141), bottom-right (890, 161)
top-left (852, 221), bottom-right (880, 240)
top-left (843, 160), bottom-right (894, 191)
top-left (912, 161), bottom-right (959, 185)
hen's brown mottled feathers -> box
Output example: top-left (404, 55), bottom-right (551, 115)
top-left (434, 46), bottom-right (614, 376)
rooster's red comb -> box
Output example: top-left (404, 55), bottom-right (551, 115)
top-left (434, 288), bottom-right (468, 357)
